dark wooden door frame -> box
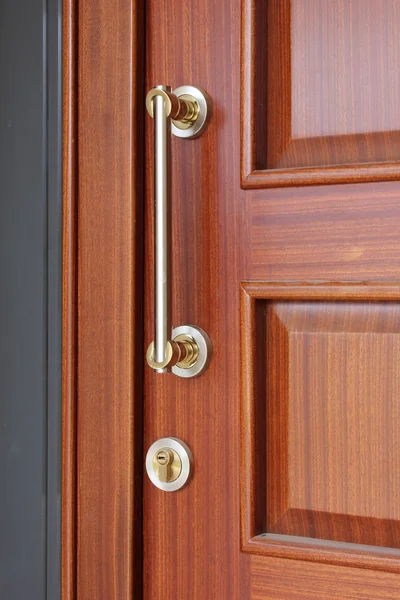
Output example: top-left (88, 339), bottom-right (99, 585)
top-left (62, 0), bottom-right (145, 598)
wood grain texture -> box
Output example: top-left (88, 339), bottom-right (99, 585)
top-left (267, 302), bottom-right (400, 546)
top-left (73, 0), bottom-right (144, 598)
top-left (268, 0), bottom-right (400, 169)
top-left (62, 0), bottom-right (78, 597)
top-left (241, 0), bottom-right (400, 188)
top-left (145, 0), bottom-right (400, 597)
top-left (251, 182), bottom-right (400, 281)
top-left (251, 555), bottom-right (400, 600)
top-left (144, 0), bottom-right (251, 598)
top-left (241, 283), bottom-right (400, 574)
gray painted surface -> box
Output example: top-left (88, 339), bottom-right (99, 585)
top-left (0, 0), bottom-right (62, 598)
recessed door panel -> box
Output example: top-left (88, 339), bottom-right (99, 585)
top-left (241, 284), bottom-right (400, 573)
top-left (242, 0), bottom-right (400, 187)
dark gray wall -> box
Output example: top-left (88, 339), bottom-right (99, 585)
top-left (0, 0), bottom-right (62, 598)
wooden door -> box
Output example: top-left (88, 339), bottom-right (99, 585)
top-left (144, 0), bottom-right (400, 598)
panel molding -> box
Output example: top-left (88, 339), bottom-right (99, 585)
top-left (240, 281), bottom-right (400, 573)
top-left (241, 0), bottom-right (400, 189)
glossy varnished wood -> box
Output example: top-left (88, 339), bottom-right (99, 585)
top-left (144, 0), bottom-right (249, 598)
top-left (241, 0), bottom-right (400, 188)
top-left (269, 0), bottom-right (400, 169)
top-left (251, 182), bottom-right (400, 280)
top-left (144, 0), bottom-right (400, 598)
top-left (268, 302), bottom-right (400, 546)
top-left (251, 556), bottom-right (400, 599)
top-left (241, 283), bottom-right (400, 574)
top-left (64, 0), bottom-right (145, 598)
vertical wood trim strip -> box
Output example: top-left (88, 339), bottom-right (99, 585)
top-left (62, 0), bottom-right (145, 598)
top-left (240, 285), bottom-right (257, 547)
top-left (62, 0), bottom-right (78, 596)
top-left (241, 0), bottom-right (256, 185)
top-left (76, 0), bottom-right (144, 597)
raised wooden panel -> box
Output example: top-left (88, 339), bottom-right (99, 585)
top-left (267, 301), bottom-right (400, 547)
top-left (241, 0), bottom-right (400, 188)
top-left (241, 283), bottom-right (400, 573)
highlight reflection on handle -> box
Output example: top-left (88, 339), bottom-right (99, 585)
top-left (153, 87), bottom-right (171, 370)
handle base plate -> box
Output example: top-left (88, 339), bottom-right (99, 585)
top-left (172, 86), bottom-right (212, 139)
top-left (172, 325), bottom-right (212, 378)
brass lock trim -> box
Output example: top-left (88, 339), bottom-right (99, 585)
top-left (146, 437), bottom-right (193, 492)
top-left (153, 447), bottom-right (182, 483)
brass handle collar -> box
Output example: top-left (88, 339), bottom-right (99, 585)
top-left (146, 335), bottom-right (199, 371)
top-left (146, 87), bottom-right (199, 124)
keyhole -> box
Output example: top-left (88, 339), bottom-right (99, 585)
top-left (156, 451), bottom-right (170, 466)
top-left (155, 448), bottom-right (175, 483)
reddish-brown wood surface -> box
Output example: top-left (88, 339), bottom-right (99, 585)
top-left (62, 0), bottom-right (144, 598)
top-left (241, 283), bottom-right (400, 575)
top-left (251, 556), bottom-right (400, 600)
top-left (144, 1), bottom-right (400, 599)
top-left (64, 0), bottom-right (400, 596)
top-left (144, 0), bottom-right (249, 597)
top-left (267, 301), bottom-right (400, 546)
top-left (268, 0), bottom-right (400, 169)
top-left (250, 183), bottom-right (400, 280)
top-left (242, 0), bottom-right (400, 188)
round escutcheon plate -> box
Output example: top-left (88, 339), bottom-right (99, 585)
top-left (172, 325), bottom-right (212, 378)
top-left (172, 85), bottom-right (212, 139)
top-left (146, 437), bottom-right (194, 492)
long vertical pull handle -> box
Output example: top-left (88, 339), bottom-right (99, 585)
top-left (149, 86), bottom-right (173, 371)
top-left (145, 85), bottom-right (212, 378)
